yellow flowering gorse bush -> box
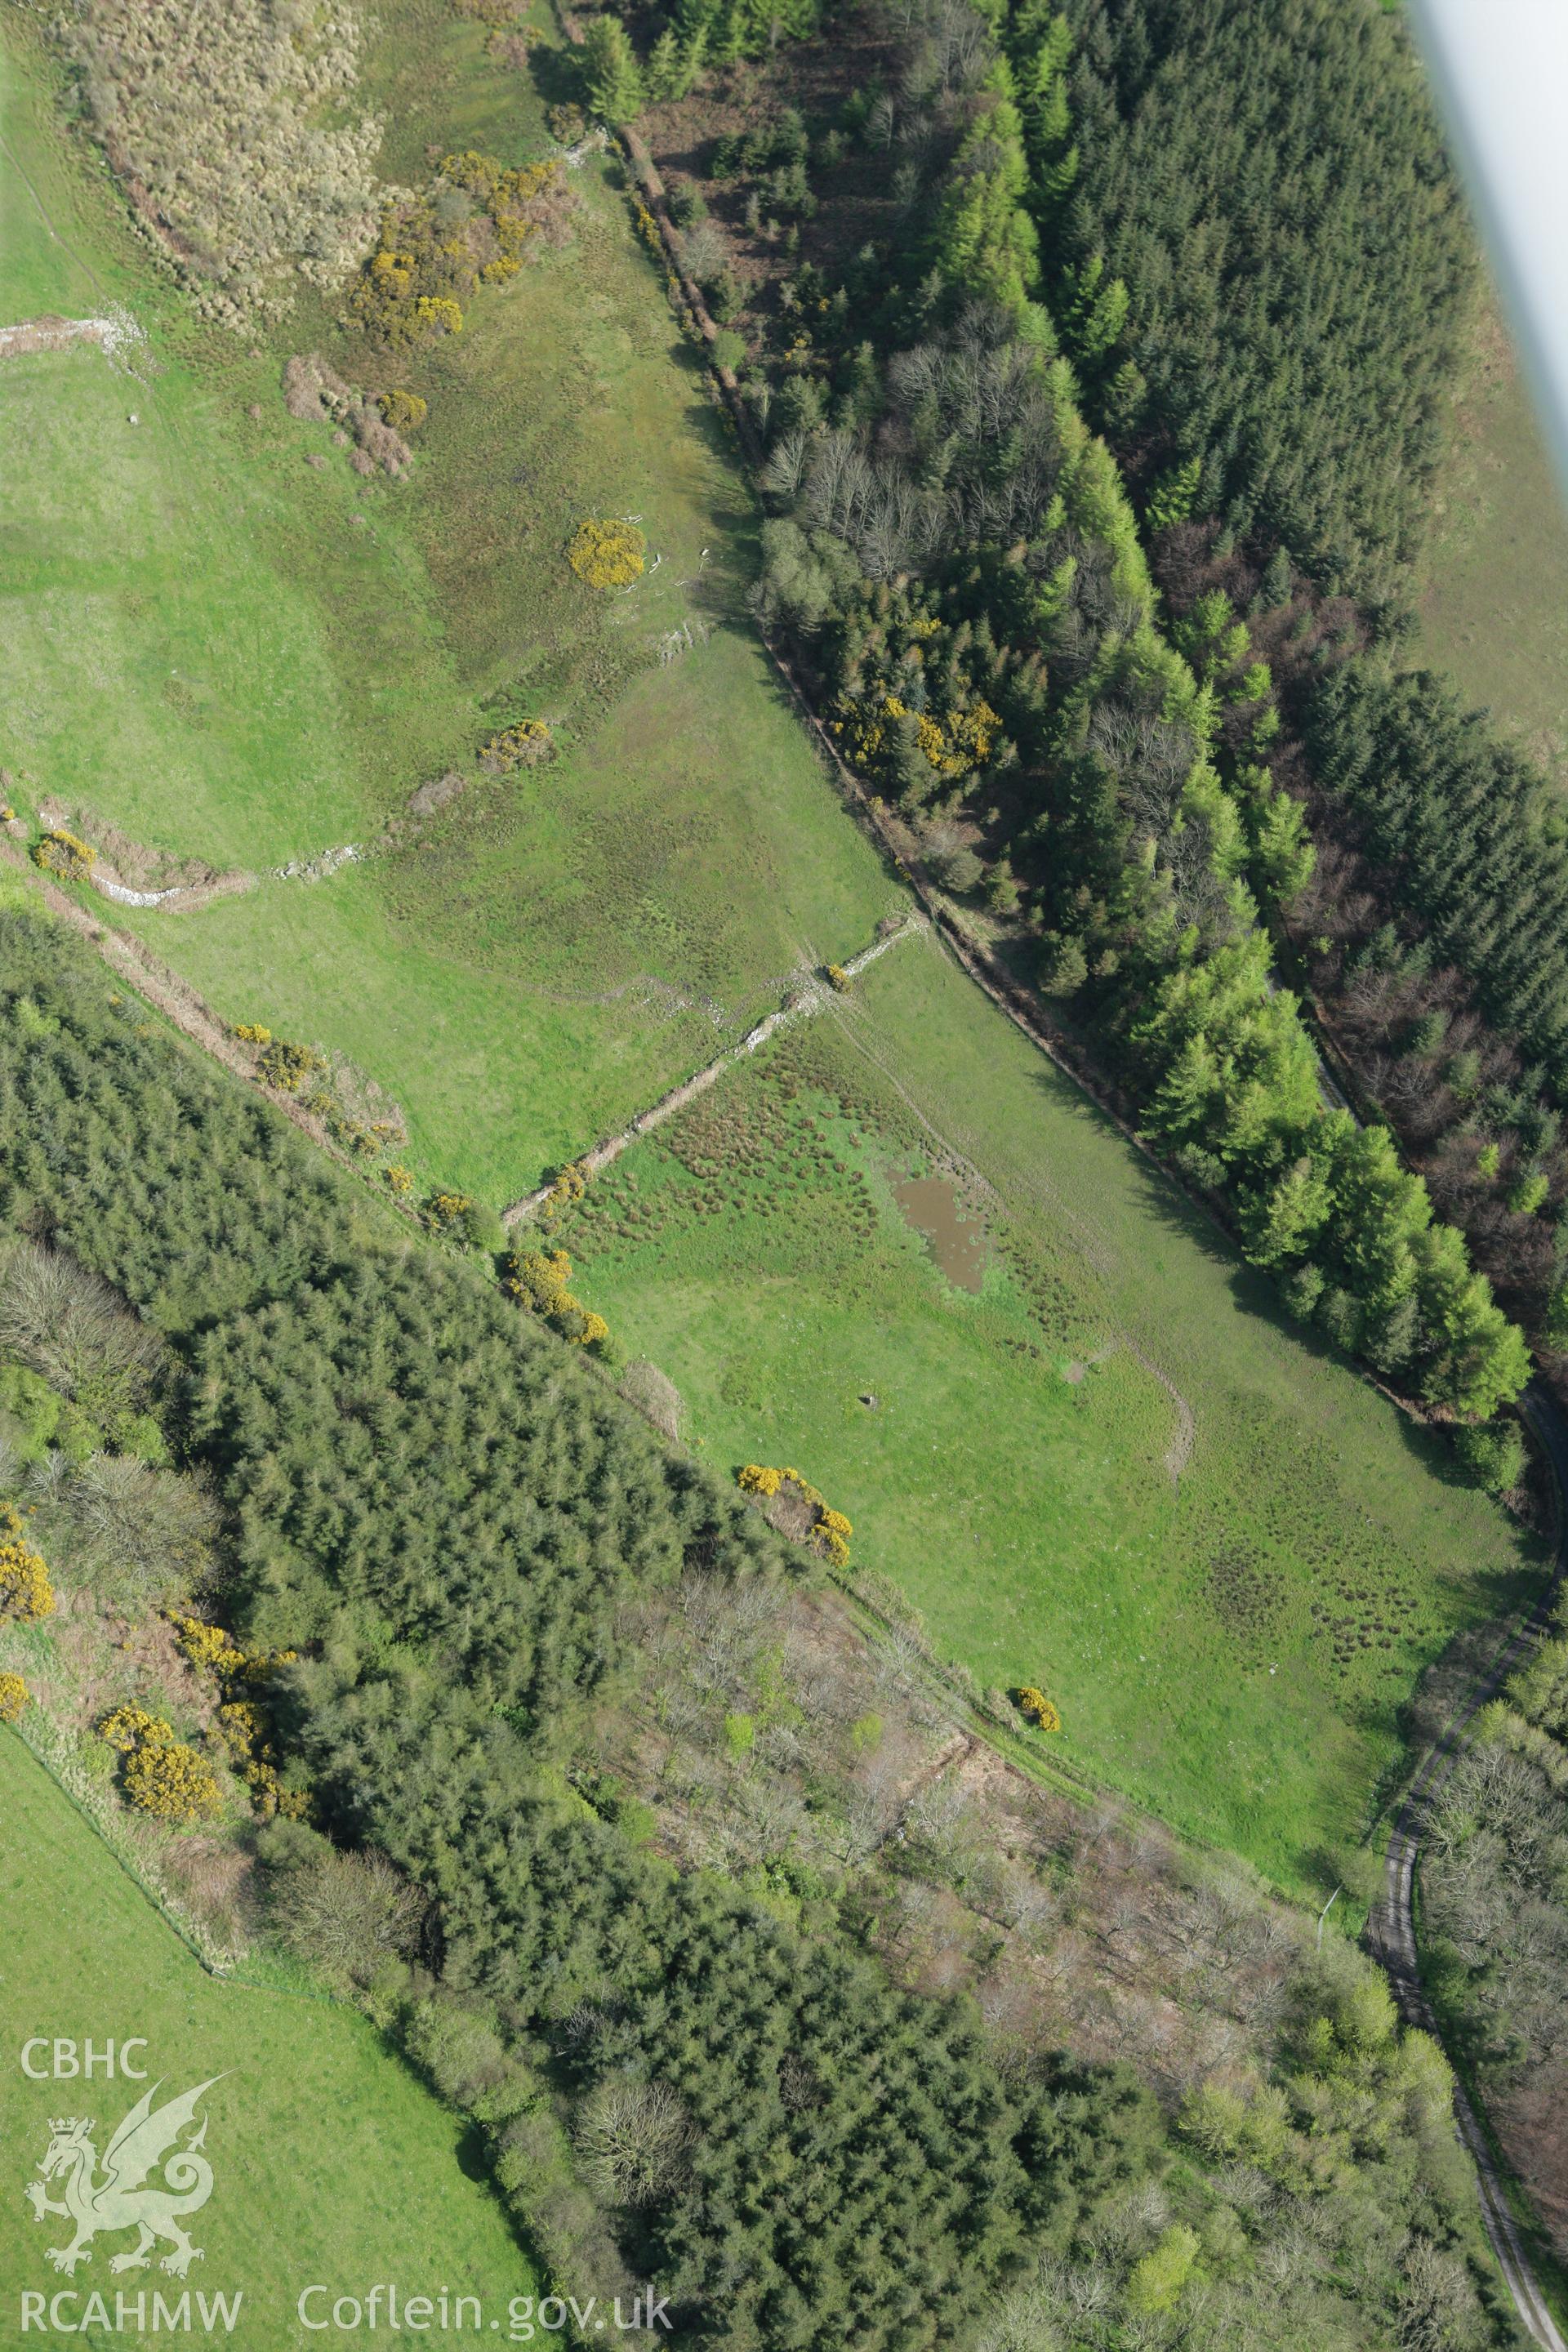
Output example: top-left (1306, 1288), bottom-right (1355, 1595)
top-left (256, 1036), bottom-right (325, 1094)
top-left (125, 1738), bottom-right (224, 1823)
top-left (568, 519), bottom-right (647, 589)
top-left (1013, 1686), bottom-right (1062, 1732)
top-left (168, 1613), bottom-right (306, 1819)
top-left (0, 1508), bottom-right (55, 1623)
top-left (735, 1468), bottom-right (853, 1567)
top-left (100, 1703), bottom-right (172, 1753)
top-left (480, 719), bottom-right (553, 772)
top-left (541, 1160), bottom-right (587, 1219)
top-left (835, 689), bottom-right (1000, 783)
top-left (0, 1672), bottom-right (28, 1723)
top-left (378, 389), bottom-right (428, 432)
top-left (33, 827), bottom-right (96, 880)
top-left (99, 1702), bottom-right (222, 1822)
top-left (502, 1246), bottom-right (611, 1349)
top-left (352, 153), bottom-right (568, 348)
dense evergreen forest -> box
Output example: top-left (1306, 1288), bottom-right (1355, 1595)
top-left (626, 0), bottom-right (1527, 1426)
top-left (1230, 655), bottom-right (1568, 1359)
top-left (0, 907), bottom-right (1521, 2349)
top-left (1052, 0), bottom-right (1473, 603)
top-left (1012, 0), bottom-right (1568, 1364)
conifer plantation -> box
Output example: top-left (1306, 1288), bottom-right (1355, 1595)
top-left (1054, 0), bottom-right (1473, 600)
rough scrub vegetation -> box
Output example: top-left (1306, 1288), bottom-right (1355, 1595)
top-left (63, 0), bottom-right (383, 323)
top-left (1423, 1599), bottom-right (1568, 2273)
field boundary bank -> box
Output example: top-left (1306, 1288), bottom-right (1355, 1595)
top-left (0, 309), bottom-right (134, 360)
top-left (2, 1717), bottom-right (234, 1975)
top-left (501, 913), bottom-right (924, 1226)
top-left (0, 836), bottom-right (427, 1231)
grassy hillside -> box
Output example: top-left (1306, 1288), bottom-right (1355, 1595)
top-left (0, 11), bottom-right (893, 1201)
top-left (1417, 296), bottom-right (1568, 789)
top-left (545, 927), bottom-right (1540, 1887)
top-left (0, 1732), bottom-right (534, 2346)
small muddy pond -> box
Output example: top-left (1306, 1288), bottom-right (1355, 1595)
top-left (893, 1174), bottom-right (990, 1293)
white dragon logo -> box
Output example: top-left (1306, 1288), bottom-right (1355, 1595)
top-left (25, 2078), bottom-right (223, 2278)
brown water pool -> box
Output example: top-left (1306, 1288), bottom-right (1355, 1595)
top-left (893, 1174), bottom-right (990, 1293)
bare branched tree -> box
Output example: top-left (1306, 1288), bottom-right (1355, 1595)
top-left (276, 1848), bottom-right (427, 1984)
top-left (60, 1453), bottom-right (220, 1609)
top-left (0, 1241), bottom-right (163, 1418)
top-left (577, 2078), bottom-right (693, 2207)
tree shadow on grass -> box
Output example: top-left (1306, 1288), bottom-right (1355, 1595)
top-left (745, 636), bottom-right (917, 898)
top-left (527, 40), bottom-right (586, 114)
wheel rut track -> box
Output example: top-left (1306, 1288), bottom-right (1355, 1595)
top-left (1366, 1382), bottom-right (1568, 2350)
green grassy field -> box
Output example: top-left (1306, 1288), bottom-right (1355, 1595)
top-left (1, 5), bottom-right (1548, 1894)
top-left (1417, 294), bottom-right (1568, 786)
top-left (0, 1731), bottom-right (535, 2345)
top-left (546, 927), bottom-right (1540, 1888)
top-left (0, 10), bottom-right (892, 1201)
